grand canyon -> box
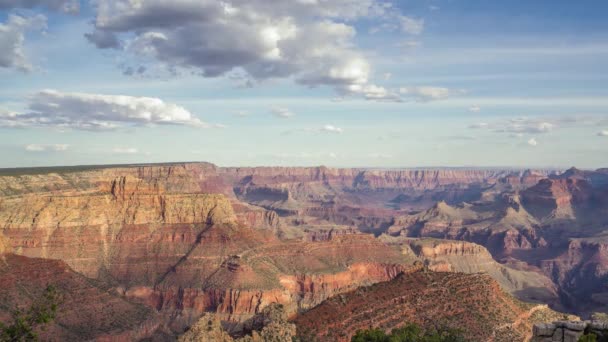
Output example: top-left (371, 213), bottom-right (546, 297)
top-left (1, 163), bottom-right (606, 341)
top-left (2, 1), bottom-right (607, 341)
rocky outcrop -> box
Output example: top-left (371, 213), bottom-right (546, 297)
top-left (500, 169), bottom-right (552, 189)
top-left (532, 321), bottom-right (607, 342)
top-left (382, 237), bottom-right (559, 304)
top-left (178, 304), bottom-right (296, 342)
top-left (541, 237), bottom-right (608, 313)
top-left (294, 270), bottom-right (566, 342)
top-left (385, 197), bottom-right (545, 258)
top-left (521, 178), bottom-right (592, 220)
top-left (178, 313), bottom-right (234, 342)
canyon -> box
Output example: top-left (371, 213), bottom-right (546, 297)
top-left (0, 163), bottom-right (606, 340)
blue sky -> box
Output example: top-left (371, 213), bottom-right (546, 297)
top-left (1, 0), bottom-right (607, 168)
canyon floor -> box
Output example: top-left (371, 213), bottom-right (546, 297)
top-left (1, 162), bottom-right (606, 341)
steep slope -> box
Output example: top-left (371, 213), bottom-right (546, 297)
top-left (541, 234), bottom-right (608, 315)
top-left (294, 270), bottom-right (567, 342)
top-left (0, 254), bottom-right (159, 341)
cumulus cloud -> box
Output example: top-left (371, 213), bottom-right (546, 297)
top-left (598, 130), bottom-right (608, 137)
top-left (0, 14), bottom-right (47, 72)
top-left (0, 0), bottom-right (79, 13)
top-left (271, 107), bottom-right (295, 118)
top-left (527, 138), bottom-right (538, 146)
top-left (0, 89), bottom-right (207, 130)
top-left (24, 144), bottom-right (69, 152)
top-left (469, 105), bottom-right (481, 112)
top-left (85, 0), bottom-right (419, 98)
top-left (321, 124), bottom-right (343, 134)
top-left (344, 83), bottom-right (401, 101)
top-left (84, 29), bottom-right (120, 49)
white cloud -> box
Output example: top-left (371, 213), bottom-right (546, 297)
top-left (469, 118), bottom-right (557, 134)
top-left (344, 83), bottom-right (401, 101)
top-left (527, 138), bottom-right (538, 146)
top-left (400, 16), bottom-right (424, 35)
top-left (271, 107), bottom-right (295, 118)
top-left (598, 130), bottom-right (608, 137)
top-left (321, 124), bottom-right (343, 134)
top-left (85, 0), bottom-right (418, 99)
top-left (469, 105), bottom-right (481, 112)
top-left (0, 89), bottom-right (207, 130)
top-left (0, 14), bottom-right (47, 72)
top-left (498, 119), bottom-right (553, 134)
top-left (112, 147), bottom-right (138, 154)
top-left (399, 86), bottom-right (460, 101)
top-left (24, 144), bottom-right (69, 152)
top-left (234, 110), bottom-right (249, 117)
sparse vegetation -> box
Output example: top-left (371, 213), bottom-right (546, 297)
top-left (591, 312), bottom-right (608, 322)
top-left (0, 285), bottom-right (61, 342)
top-left (351, 323), bottom-right (467, 342)
top-left (578, 333), bottom-right (597, 342)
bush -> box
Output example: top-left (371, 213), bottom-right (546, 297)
top-left (351, 323), bottom-right (467, 342)
top-left (352, 328), bottom-right (389, 342)
top-left (578, 333), bottom-right (597, 342)
top-left (0, 285), bottom-right (61, 342)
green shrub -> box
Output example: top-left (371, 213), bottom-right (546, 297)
top-left (578, 333), bottom-right (597, 342)
top-left (0, 285), bottom-right (61, 342)
top-left (352, 328), bottom-right (389, 342)
top-left (351, 323), bottom-right (467, 342)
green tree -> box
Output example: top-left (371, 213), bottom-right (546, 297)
top-left (390, 324), bottom-right (422, 341)
top-left (0, 285), bottom-right (61, 342)
top-left (351, 323), bottom-right (467, 342)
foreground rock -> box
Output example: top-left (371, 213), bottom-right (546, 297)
top-left (532, 320), bottom-right (607, 342)
top-left (179, 304), bottom-right (295, 342)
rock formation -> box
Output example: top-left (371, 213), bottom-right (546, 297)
top-left (178, 304), bottom-right (296, 342)
top-left (1, 162), bottom-right (605, 340)
top-left (294, 270), bottom-right (567, 342)
top-left (380, 236), bottom-right (559, 304)
top-left (532, 321), bottom-right (608, 342)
